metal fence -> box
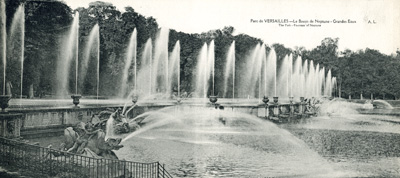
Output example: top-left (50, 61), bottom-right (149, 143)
top-left (0, 137), bottom-right (173, 178)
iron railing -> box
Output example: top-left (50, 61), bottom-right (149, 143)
top-left (0, 137), bottom-right (173, 178)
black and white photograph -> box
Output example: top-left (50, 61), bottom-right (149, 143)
top-left (0, 0), bottom-right (399, 177)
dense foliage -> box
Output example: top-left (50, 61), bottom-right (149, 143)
top-left (4, 0), bottom-right (400, 99)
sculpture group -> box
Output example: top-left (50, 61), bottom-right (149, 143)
top-left (59, 108), bottom-right (141, 159)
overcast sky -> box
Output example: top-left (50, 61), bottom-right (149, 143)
top-left (65, 0), bottom-right (400, 55)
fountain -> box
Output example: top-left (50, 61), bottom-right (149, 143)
top-left (0, 1), bottom-right (349, 176)
top-left (0, 2), bottom-right (378, 178)
top-left (117, 106), bottom-right (345, 177)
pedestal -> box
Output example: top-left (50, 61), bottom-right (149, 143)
top-left (0, 113), bottom-right (23, 138)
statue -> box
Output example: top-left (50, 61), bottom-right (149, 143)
top-left (57, 108), bottom-right (142, 159)
top-left (304, 98), bottom-right (320, 116)
top-left (60, 121), bottom-right (123, 159)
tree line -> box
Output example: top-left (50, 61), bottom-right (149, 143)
top-left (4, 0), bottom-right (400, 99)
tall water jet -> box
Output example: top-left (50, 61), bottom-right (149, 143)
top-left (74, 13), bottom-right (79, 95)
top-left (332, 77), bottom-right (337, 97)
top-left (293, 56), bottom-right (302, 97)
top-left (315, 63), bottom-right (320, 97)
top-left (266, 48), bottom-right (277, 97)
top-left (96, 25), bottom-right (100, 99)
top-left (260, 44), bottom-right (267, 97)
top-left (152, 28), bottom-right (169, 94)
top-left (120, 28), bottom-right (137, 98)
top-left (325, 70), bottom-right (332, 96)
top-left (223, 41), bottom-right (235, 98)
top-left (303, 59), bottom-right (309, 97)
top-left (308, 60), bottom-right (315, 97)
top-left (321, 67), bottom-right (326, 96)
top-left (80, 24), bottom-right (99, 95)
top-left (56, 12), bottom-right (79, 97)
top-left (194, 43), bottom-right (209, 98)
top-left (318, 67), bottom-right (325, 97)
top-left (194, 40), bottom-right (215, 98)
top-left (277, 55), bottom-right (289, 97)
top-left (288, 54), bottom-right (293, 97)
top-left (8, 4), bottom-right (24, 98)
top-left (208, 40), bottom-right (215, 96)
top-left (0, 0), bottom-right (5, 95)
top-left (137, 38), bottom-right (152, 96)
top-left (238, 44), bottom-right (261, 98)
top-left (168, 41), bottom-right (180, 97)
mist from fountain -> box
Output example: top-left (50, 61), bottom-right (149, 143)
top-left (223, 41), bottom-right (235, 98)
top-left (8, 4), bottom-right (24, 98)
top-left (120, 28), bottom-right (137, 98)
top-left (80, 24), bottom-right (99, 95)
top-left (168, 40), bottom-right (180, 97)
top-left (56, 12), bottom-right (79, 96)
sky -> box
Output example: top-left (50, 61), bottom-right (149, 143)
top-left (65, 0), bottom-right (400, 55)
